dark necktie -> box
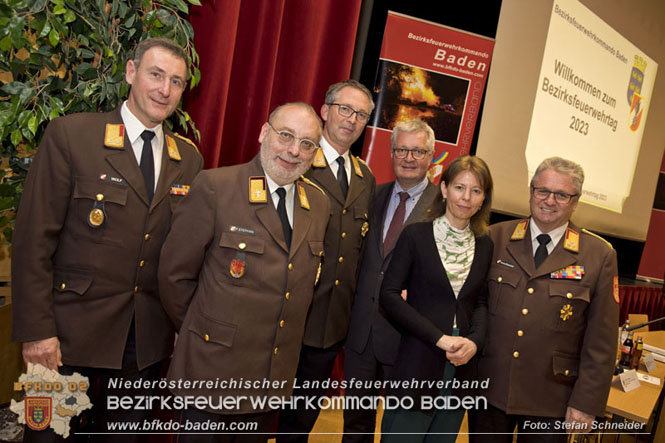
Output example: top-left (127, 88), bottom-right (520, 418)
top-left (534, 233), bottom-right (551, 268)
top-left (383, 191), bottom-right (410, 257)
top-left (336, 156), bottom-right (349, 198)
top-left (276, 187), bottom-right (291, 248)
top-left (139, 130), bottom-right (155, 202)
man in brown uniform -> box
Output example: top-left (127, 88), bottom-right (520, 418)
top-left (470, 157), bottom-right (619, 442)
top-left (159, 102), bottom-right (330, 441)
top-left (11, 38), bottom-right (203, 441)
top-left (277, 80), bottom-right (376, 441)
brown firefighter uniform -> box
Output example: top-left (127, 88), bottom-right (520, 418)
top-left (159, 156), bottom-right (330, 413)
top-left (303, 148), bottom-right (375, 348)
top-left (479, 219), bottom-right (619, 418)
top-left (11, 108), bottom-right (204, 370)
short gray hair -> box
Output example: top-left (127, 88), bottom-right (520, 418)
top-left (531, 156), bottom-right (585, 194)
top-left (324, 80), bottom-right (375, 113)
top-left (390, 119), bottom-right (435, 153)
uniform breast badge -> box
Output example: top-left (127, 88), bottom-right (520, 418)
top-left (361, 221), bottom-right (369, 237)
top-left (170, 184), bottom-right (190, 195)
top-left (551, 265), bottom-right (584, 280)
top-left (88, 194), bottom-right (106, 228)
top-left (230, 243), bottom-right (247, 278)
top-left (560, 304), bottom-right (573, 321)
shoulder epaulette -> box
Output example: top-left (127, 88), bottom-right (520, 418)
top-left (582, 228), bottom-right (613, 249)
top-left (354, 155), bottom-right (373, 174)
top-left (174, 133), bottom-right (199, 152)
top-left (300, 176), bottom-right (326, 196)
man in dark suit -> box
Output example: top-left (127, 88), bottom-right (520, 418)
top-left (159, 102), bottom-right (330, 441)
top-left (11, 38), bottom-right (203, 441)
top-left (342, 119), bottom-right (438, 441)
top-left (277, 80), bottom-right (376, 441)
top-left (470, 157), bottom-right (619, 442)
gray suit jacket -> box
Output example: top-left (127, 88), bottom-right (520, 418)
top-left (346, 180), bottom-right (439, 364)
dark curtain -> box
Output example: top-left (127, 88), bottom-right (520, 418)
top-left (619, 286), bottom-right (665, 331)
top-left (184, 0), bottom-right (363, 168)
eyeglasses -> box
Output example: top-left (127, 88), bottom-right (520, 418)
top-left (392, 148), bottom-right (431, 160)
top-left (327, 103), bottom-right (370, 123)
top-left (268, 123), bottom-right (319, 154)
top-left (531, 186), bottom-right (578, 204)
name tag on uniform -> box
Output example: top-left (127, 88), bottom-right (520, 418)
top-left (551, 265), bottom-right (584, 280)
top-left (170, 184), bottom-right (190, 195)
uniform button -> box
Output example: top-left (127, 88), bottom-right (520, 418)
top-left (139, 260), bottom-right (145, 268)
top-left (204, 334), bottom-right (210, 342)
top-left (144, 234), bottom-right (150, 241)
top-left (60, 283), bottom-right (66, 290)
top-left (338, 257), bottom-right (344, 263)
top-left (517, 330), bottom-right (524, 337)
top-left (564, 369), bottom-right (570, 376)
top-left (513, 351), bottom-right (519, 358)
top-left (566, 292), bottom-right (573, 299)
top-left (522, 308), bottom-right (528, 315)
top-left (288, 263), bottom-right (293, 271)
top-left (341, 232), bottom-right (347, 238)
top-left (134, 286), bottom-right (139, 293)
top-left (279, 320), bottom-right (285, 328)
top-left (285, 292), bottom-right (290, 300)
top-left (274, 347), bottom-right (279, 355)
top-left (335, 280), bottom-right (340, 286)
top-left (342, 209), bottom-right (347, 215)
top-left (497, 276), bottom-right (503, 283)
top-left (527, 288), bottom-right (534, 294)
top-left (238, 242), bottom-right (247, 250)
top-left (96, 194), bottom-right (104, 202)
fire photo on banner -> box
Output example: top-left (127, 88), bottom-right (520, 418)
top-left (362, 12), bottom-right (495, 184)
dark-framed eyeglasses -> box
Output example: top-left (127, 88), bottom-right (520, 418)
top-left (392, 148), bottom-right (431, 160)
top-left (531, 186), bottom-right (578, 204)
top-left (327, 103), bottom-right (370, 123)
top-left (268, 123), bottom-right (319, 154)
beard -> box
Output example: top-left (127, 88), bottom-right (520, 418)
top-left (260, 140), bottom-right (312, 185)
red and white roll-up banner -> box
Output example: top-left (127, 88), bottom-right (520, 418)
top-left (362, 12), bottom-right (495, 185)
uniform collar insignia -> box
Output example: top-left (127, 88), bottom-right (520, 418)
top-left (104, 124), bottom-right (125, 149)
top-left (563, 227), bottom-right (579, 253)
top-left (351, 155), bottom-right (363, 177)
top-left (312, 148), bottom-right (326, 168)
top-left (297, 182), bottom-right (310, 210)
top-left (510, 219), bottom-right (529, 240)
top-left (249, 176), bottom-right (268, 203)
top-left (166, 135), bottom-right (181, 161)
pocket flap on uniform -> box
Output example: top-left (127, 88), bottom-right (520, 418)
top-left (309, 241), bottom-right (324, 256)
top-left (219, 232), bottom-right (264, 254)
top-left (552, 351), bottom-right (579, 377)
top-left (488, 267), bottom-right (522, 288)
top-left (189, 313), bottom-right (237, 347)
top-left (73, 177), bottom-right (128, 205)
top-left (53, 269), bottom-right (93, 295)
top-left (354, 207), bottom-right (368, 220)
top-left (549, 281), bottom-right (590, 302)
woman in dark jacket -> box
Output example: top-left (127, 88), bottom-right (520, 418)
top-left (379, 155), bottom-right (494, 442)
